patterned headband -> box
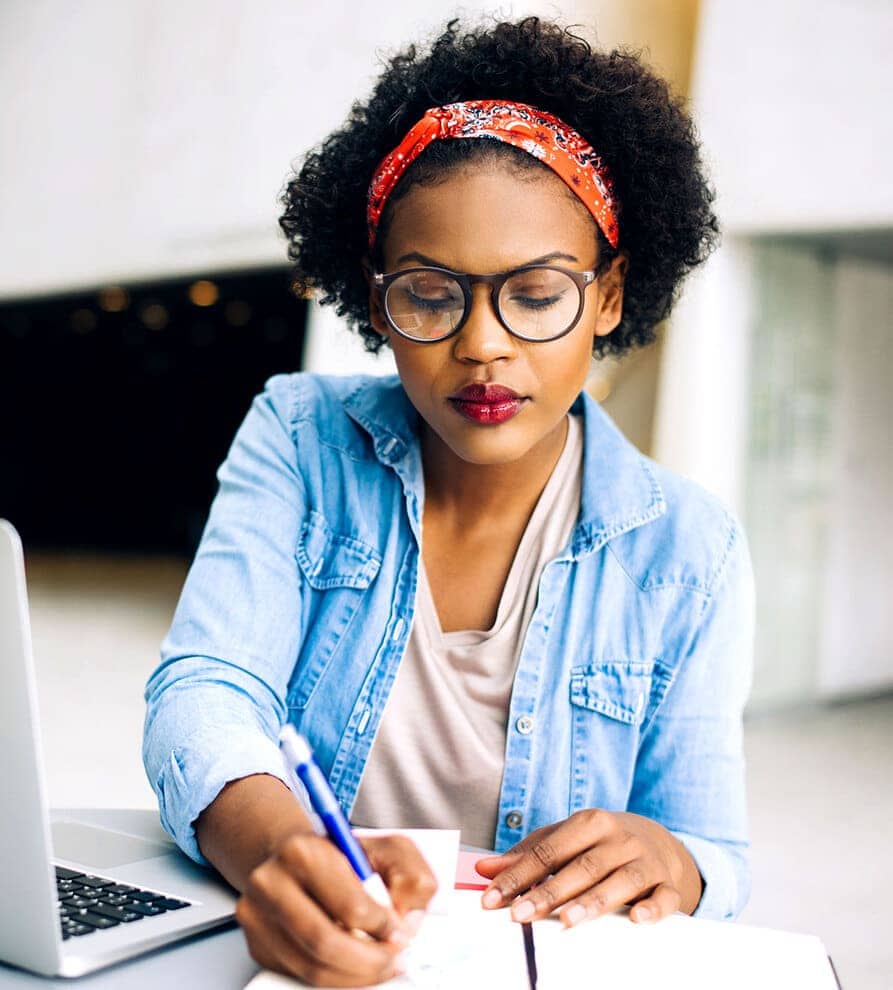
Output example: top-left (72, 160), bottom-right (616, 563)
top-left (366, 99), bottom-right (620, 249)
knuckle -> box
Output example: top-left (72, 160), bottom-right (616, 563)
top-left (577, 850), bottom-right (602, 882)
top-left (279, 833), bottom-right (312, 869)
top-left (497, 869), bottom-right (523, 897)
top-left (534, 879), bottom-right (560, 909)
top-left (574, 808), bottom-right (602, 831)
top-left (530, 838), bottom-right (558, 871)
top-left (622, 862), bottom-right (647, 890)
top-left (415, 871), bottom-right (439, 900)
top-left (589, 888), bottom-right (610, 911)
top-left (343, 896), bottom-right (377, 931)
top-left (244, 864), bottom-right (274, 901)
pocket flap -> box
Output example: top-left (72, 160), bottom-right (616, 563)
top-left (297, 511), bottom-right (381, 590)
top-left (570, 661), bottom-right (652, 726)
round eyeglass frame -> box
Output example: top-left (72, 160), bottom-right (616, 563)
top-left (372, 264), bottom-right (598, 343)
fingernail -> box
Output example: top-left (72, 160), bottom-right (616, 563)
top-left (389, 927), bottom-right (411, 948)
top-left (481, 888), bottom-right (502, 909)
top-left (401, 909), bottom-right (425, 936)
top-left (391, 954), bottom-right (407, 977)
top-left (564, 904), bottom-right (586, 927)
top-left (634, 906), bottom-right (652, 923)
top-left (512, 900), bottom-right (535, 922)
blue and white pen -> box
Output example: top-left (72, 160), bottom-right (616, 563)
top-left (279, 724), bottom-right (393, 908)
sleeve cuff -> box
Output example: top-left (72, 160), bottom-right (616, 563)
top-left (670, 829), bottom-right (750, 921)
top-left (154, 732), bottom-right (291, 865)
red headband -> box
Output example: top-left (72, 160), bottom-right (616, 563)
top-left (366, 99), bottom-right (619, 249)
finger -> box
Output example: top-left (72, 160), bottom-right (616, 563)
top-left (277, 834), bottom-right (401, 943)
top-left (558, 856), bottom-right (668, 928)
top-left (508, 840), bottom-right (628, 922)
top-left (482, 810), bottom-right (612, 908)
top-left (237, 888), bottom-right (405, 988)
top-left (629, 882), bottom-right (683, 924)
top-left (476, 821), bottom-right (559, 874)
top-left (474, 850), bottom-right (523, 880)
top-left (364, 834), bottom-right (439, 921)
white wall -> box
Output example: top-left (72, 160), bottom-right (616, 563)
top-left (653, 238), bottom-right (755, 516)
top-left (693, 0), bottom-right (893, 233)
top-left (819, 258), bottom-right (893, 697)
top-left (0, 0), bottom-right (612, 301)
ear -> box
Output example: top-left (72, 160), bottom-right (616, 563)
top-left (593, 252), bottom-right (629, 338)
top-left (361, 255), bottom-right (390, 340)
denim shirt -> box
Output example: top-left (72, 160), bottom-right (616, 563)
top-left (143, 372), bottom-right (754, 922)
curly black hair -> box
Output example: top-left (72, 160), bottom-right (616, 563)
top-left (279, 16), bottom-right (719, 359)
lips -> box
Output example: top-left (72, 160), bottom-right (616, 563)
top-left (451, 383), bottom-right (522, 403)
top-left (448, 383), bottom-right (526, 425)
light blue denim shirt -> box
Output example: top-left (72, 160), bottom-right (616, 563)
top-left (143, 371), bottom-right (754, 921)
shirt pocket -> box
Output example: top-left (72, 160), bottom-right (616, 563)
top-left (568, 660), bottom-right (653, 811)
top-left (288, 511), bottom-right (381, 711)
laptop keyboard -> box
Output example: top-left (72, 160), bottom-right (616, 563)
top-left (55, 865), bottom-right (192, 939)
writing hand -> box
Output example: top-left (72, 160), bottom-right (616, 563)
top-left (474, 809), bottom-right (702, 927)
top-left (236, 832), bottom-right (437, 987)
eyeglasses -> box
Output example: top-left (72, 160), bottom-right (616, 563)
top-left (372, 264), bottom-right (598, 343)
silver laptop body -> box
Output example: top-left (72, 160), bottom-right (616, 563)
top-left (0, 520), bottom-right (237, 978)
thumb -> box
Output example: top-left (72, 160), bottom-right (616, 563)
top-left (363, 835), bottom-right (439, 917)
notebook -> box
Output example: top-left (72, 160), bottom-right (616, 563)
top-left (243, 831), bottom-right (840, 990)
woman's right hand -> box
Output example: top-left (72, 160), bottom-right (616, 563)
top-left (195, 775), bottom-right (437, 987)
top-left (236, 830), bottom-right (437, 987)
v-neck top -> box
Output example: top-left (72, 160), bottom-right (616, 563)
top-left (351, 412), bottom-right (584, 848)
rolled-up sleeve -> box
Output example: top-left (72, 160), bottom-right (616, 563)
top-left (629, 520), bottom-right (755, 921)
top-left (143, 375), bottom-right (305, 864)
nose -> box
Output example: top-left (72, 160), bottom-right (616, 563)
top-left (451, 283), bottom-right (517, 364)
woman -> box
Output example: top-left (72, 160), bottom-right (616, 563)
top-left (144, 17), bottom-right (754, 987)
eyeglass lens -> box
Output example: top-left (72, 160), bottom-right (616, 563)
top-left (384, 268), bottom-right (581, 341)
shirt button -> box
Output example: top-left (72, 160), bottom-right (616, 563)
top-left (505, 811), bottom-right (523, 829)
top-left (515, 715), bottom-right (534, 735)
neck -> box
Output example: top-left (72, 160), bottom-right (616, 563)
top-left (420, 415), bottom-right (570, 525)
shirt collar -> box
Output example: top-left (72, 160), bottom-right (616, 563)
top-left (343, 375), bottom-right (665, 557)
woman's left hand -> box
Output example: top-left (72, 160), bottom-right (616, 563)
top-left (474, 809), bottom-right (703, 927)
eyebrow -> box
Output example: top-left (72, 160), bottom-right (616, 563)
top-left (394, 250), bottom-right (580, 268)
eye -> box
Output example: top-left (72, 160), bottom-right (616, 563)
top-left (396, 272), bottom-right (462, 311)
top-left (502, 269), bottom-right (577, 312)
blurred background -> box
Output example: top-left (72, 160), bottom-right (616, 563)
top-left (1, 1), bottom-right (890, 986)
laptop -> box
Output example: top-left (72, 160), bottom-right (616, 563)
top-left (0, 520), bottom-right (237, 978)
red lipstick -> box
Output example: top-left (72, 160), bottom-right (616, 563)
top-left (448, 383), bottom-right (526, 425)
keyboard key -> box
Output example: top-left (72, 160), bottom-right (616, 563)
top-left (125, 900), bottom-right (166, 917)
top-left (155, 897), bottom-right (190, 910)
top-left (98, 893), bottom-right (131, 906)
top-left (78, 876), bottom-right (114, 889)
top-left (66, 923), bottom-right (94, 937)
top-left (106, 884), bottom-right (138, 895)
top-left (78, 911), bottom-right (119, 929)
top-left (55, 867), bottom-right (85, 880)
top-left (129, 890), bottom-right (161, 902)
top-left (68, 895), bottom-right (99, 909)
top-left (89, 904), bottom-right (142, 923)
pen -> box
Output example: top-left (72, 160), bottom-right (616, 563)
top-left (279, 724), bottom-right (392, 908)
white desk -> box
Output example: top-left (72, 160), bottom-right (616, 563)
top-left (0, 810), bottom-right (258, 989)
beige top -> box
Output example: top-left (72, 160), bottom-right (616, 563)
top-left (351, 413), bottom-right (584, 848)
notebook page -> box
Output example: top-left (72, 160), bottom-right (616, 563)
top-left (243, 891), bottom-right (527, 990)
top-left (533, 910), bottom-right (837, 990)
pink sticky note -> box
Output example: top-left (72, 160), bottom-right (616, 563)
top-left (455, 849), bottom-right (491, 891)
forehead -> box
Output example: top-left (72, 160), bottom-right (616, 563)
top-left (380, 164), bottom-right (599, 271)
